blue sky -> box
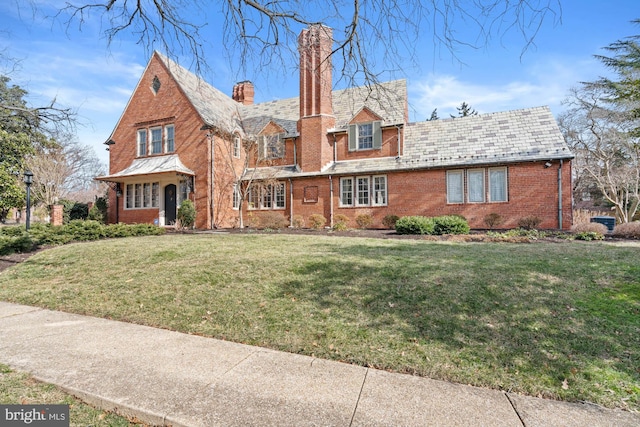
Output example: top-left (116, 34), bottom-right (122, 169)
top-left (1, 1), bottom-right (638, 166)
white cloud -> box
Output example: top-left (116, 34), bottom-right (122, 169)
top-left (409, 56), bottom-right (601, 121)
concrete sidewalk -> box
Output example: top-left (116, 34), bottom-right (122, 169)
top-left (0, 302), bottom-right (637, 427)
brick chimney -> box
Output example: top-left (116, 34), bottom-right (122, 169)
top-left (232, 81), bottom-right (254, 105)
top-left (297, 25), bottom-right (335, 172)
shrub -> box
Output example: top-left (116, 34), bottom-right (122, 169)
top-left (612, 221), bottom-right (640, 239)
top-left (433, 215), bottom-right (470, 235)
top-left (256, 211), bottom-right (289, 229)
top-left (355, 214), bottom-right (373, 229)
top-left (333, 214), bottom-right (350, 231)
top-left (292, 215), bottom-right (305, 228)
top-left (571, 222), bottom-right (608, 236)
top-left (382, 214), bottom-right (399, 229)
top-left (395, 216), bottom-right (435, 235)
top-left (87, 204), bottom-right (104, 223)
top-left (518, 215), bottom-right (542, 230)
top-left (483, 213), bottom-right (503, 230)
top-left (63, 220), bottom-right (106, 241)
top-left (177, 200), bottom-right (196, 228)
top-left (308, 214), bottom-right (327, 229)
top-left (0, 234), bottom-right (36, 255)
top-left (574, 231), bottom-right (605, 241)
top-left (60, 200), bottom-right (89, 223)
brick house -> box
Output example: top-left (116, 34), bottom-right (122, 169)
top-left (97, 25), bottom-right (573, 230)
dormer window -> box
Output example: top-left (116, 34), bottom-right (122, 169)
top-left (348, 121), bottom-right (382, 151)
top-left (258, 133), bottom-right (284, 160)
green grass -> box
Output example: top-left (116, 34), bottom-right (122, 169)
top-left (0, 363), bottom-right (141, 426)
top-left (0, 234), bottom-right (638, 411)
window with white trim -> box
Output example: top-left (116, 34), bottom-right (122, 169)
top-left (274, 183), bottom-right (285, 209)
top-left (151, 127), bottom-right (162, 154)
top-left (357, 176), bottom-right (370, 206)
top-left (373, 175), bottom-right (387, 206)
top-left (247, 183), bottom-right (286, 210)
top-left (233, 134), bottom-right (241, 158)
top-left (232, 183), bottom-right (240, 209)
top-left (125, 181), bottom-right (160, 209)
top-left (340, 178), bottom-right (353, 206)
top-left (258, 134), bottom-right (284, 159)
top-left (489, 167), bottom-right (508, 202)
top-left (467, 169), bottom-right (485, 203)
top-left (348, 121), bottom-right (382, 151)
top-left (446, 168), bottom-right (508, 204)
top-left (165, 125), bottom-right (175, 152)
top-left (446, 170), bottom-right (464, 204)
top-left (137, 130), bottom-right (147, 156)
top-left (340, 175), bottom-right (387, 207)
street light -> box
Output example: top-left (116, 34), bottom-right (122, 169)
top-left (23, 170), bottom-right (33, 231)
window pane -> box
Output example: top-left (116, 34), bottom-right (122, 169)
top-left (233, 184), bottom-right (240, 209)
top-left (447, 171), bottom-right (463, 203)
top-left (138, 130), bottom-right (147, 156)
top-left (358, 123), bottom-right (373, 150)
top-left (143, 183), bottom-right (151, 207)
top-left (151, 128), bottom-right (162, 154)
top-left (373, 176), bottom-right (387, 205)
top-left (340, 178), bottom-right (353, 206)
top-left (468, 170), bottom-right (485, 202)
top-left (166, 125), bottom-right (175, 152)
top-left (248, 186), bottom-right (258, 209)
top-left (152, 182), bottom-right (159, 207)
top-left (126, 184), bottom-right (134, 208)
top-left (262, 186), bottom-right (272, 209)
top-left (134, 184), bottom-right (142, 208)
top-left (275, 183), bottom-right (285, 208)
top-left (357, 177), bottom-right (370, 205)
top-left (490, 168), bottom-right (507, 202)
top-left (233, 135), bottom-right (241, 158)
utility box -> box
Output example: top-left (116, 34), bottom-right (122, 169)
top-left (590, 216), bottom-right (616, 232)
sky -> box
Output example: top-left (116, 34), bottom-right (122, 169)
top-left (1, 0), bottom-right (639, 167)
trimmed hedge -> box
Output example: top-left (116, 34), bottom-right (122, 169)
top-left (0, 222), bottom-right (166, 256)
top-left (433, 215), bottom-right (471, 235)
top-left (395, 216), bottom-right (435, 235)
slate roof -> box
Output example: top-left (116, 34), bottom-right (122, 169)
top-left (157, 53), bottom-right (406, 137)
top-left (247, 106), bottom-right (573, 180)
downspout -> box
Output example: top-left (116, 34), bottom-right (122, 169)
top-left (289, 178), bottom-right (294, 227)
top-left (293, 138), bottom-right (297, 167)
top-left (333, 134), bottom-right (337, 162)
top-left (558, 159), bottom-right (563, 230)
top-left (329, 175), bottom-right (334, 227)
top-left (210, 133), bottom-right (215, 229)
top-left (396, 124), bottom-right (402, 156)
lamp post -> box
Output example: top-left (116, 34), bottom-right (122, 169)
top-left (23, 170), bottom-right (33, 231)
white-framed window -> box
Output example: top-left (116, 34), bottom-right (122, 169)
top-left (373, 175), bottom-right (387, 206)
top-left (357, 176), bottom-right (370, 206)
top-left (341, 175), bottom-right (387, 207)
top-left (137, 130), bottom-right (147, 156)
top-left (134, 183), bottom-right (142, 208)
top-left (165, 125), bottom-right (175, 152)
top-left (233, 134), bottom-right (241, 158)
top-left (489, 167), bottom-right (508, 202)
top-left (348, 121), bottom-right (382, 151)
top-left (274, 183), bottom-right (285, 209)
top-left (446, 170), bottom-right (464, 204)
top-left (125, 181), bottom-right (160, 209)
top-left (467, 169), bottom-right (485, 203)
top-left (151, 127), bottom-right (162, 154)
top-left (248, 186), bottom-right (259, 209)
top-left (262, 186), bottom-right (273, 209)
top-left (340, 177), bottom-right (354, 207)
top-left (232, 183), bottom-right (240, 210)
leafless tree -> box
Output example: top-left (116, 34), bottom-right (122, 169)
top-left (51, 0), bottom-right (561, 85)
top-left (25, 137), bottom-right (106, 206)
top-left (559, 86), bottom-right (640, 223)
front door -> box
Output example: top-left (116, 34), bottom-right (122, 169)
top-left (165, 184), bottom-right (177, 225)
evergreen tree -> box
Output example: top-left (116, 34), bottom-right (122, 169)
top-left (451, 102), bottom-right (478, 118)
top-left (428, 108), bottom-right (439, 121)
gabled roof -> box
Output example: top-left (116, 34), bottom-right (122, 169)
top-left (157, 53), bottom-right (407, 138)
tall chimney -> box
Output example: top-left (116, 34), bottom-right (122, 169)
top-left (298, 25), bottom-right (333, 117)
top-left (297, 25), bottom-right (335, 172)
top-left (232, 81), bottom-right (254, 105)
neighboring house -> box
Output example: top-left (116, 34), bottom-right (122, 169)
top-left (97, 25), bottom-right (573, 230)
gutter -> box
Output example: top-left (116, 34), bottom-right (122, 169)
top-left (558, 159), bottom-right (563, 230)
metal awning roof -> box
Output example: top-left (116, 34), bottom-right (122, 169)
top-left (96, 154), bottom-right (194, 182)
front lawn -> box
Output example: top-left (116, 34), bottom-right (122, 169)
top-left (0, 234), bottom-right (638, 411)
